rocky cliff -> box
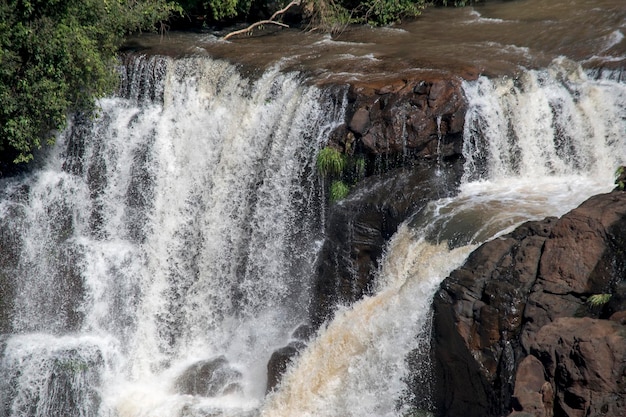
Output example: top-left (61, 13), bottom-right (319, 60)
top-left (432, 190), bottom-right (626, 417)
top-left (269, 75), bottom-right (469, 390)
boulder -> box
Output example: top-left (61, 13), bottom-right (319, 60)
top-left (524, 317), bottom-right (626, 417)
top-left (511, 355), bottom-right (553, 417)
top-left (432, 191), bottom-right (626, 417)
top-left (266, 341), bottom-right (305, 393)
top-left (266, 324), bottom-right (312, 393)
top-left (174, 356), bottom-right (242, 397)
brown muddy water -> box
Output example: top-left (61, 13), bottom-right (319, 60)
top-left (125, 0), bottom-right (625, 83)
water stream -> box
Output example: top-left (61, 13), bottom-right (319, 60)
top-left (0, 56), bottom-right (344, 417)
top-left (1, 1), bottom-right (625, 416)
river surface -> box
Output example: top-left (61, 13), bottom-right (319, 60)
top-left (127, 0), bottom-right (625, 82)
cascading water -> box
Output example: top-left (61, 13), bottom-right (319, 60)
top-left (0, 55), bottom-right (345, 417)
top-left (262, 58), bottom-right (626, 416)
top-left (0, 51), bottom-right (624, 417)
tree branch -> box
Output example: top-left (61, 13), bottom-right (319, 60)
top-left (222, 0), bottom-right (301, 40)
top-left (269, 0), bottom-right (301, 21)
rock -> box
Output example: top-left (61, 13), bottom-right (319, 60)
top-left (174, 356), bottom-right (242, 397)
top-left (311, 158), bottom-right (463, 326)
top-left (266, 341), bottom-right (305, 393)
top-left (609, 310), bottom-right (626, 324)
top-left (528, 317), bottom-right (626, 417)
top-left (432, 191), bottom-right (626, 417)
top-left (266, 324), bottom-right (312, 393)
top-left (331, 76), bottom-right (467, 163)
top-left (348, 107), bottom-right (371, 135)
top-left (510, 356), bottom-right (553, 417)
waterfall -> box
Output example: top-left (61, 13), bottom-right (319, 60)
top-left (0, 55), bottom-right (346, 417)
top-left (0, 53), bottom-right (624, 417)
top-left (262, 58), bottom-right (626, 416)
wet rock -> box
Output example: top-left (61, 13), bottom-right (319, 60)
top-left (266, 324), bottom-right (311, 393)
top-left (174, 356), bottom-right (242, 397)
top-left (432, 191), bottom-right (626, 417)
top-left (266, 341), bottom-right (305, 393)
top-left (332, 76), bottom-right (467, 163)
top-left (348, 107), bottom-right (371, 135)
top-left (311, 158), bottom-right (463, 326)
top-left (511, 356), bottom-right (553, 417)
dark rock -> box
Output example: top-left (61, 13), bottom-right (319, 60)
top-left (266, 341), bottom-right (305, 393)
top-left (291, 323), bottom-right (314, 341)
top-left (333, 77), bottom-right (467, 163)
top-left (432, 191), bottom-right (626, 417)
top-left (413, 80), bottom-right (430, 95)
top-left (174, 356), bottom-right (242, 397)
top-left (266, 324), bottom-right (312, 393)
top-left (609, 310), bottom-right (626, 324)
top-left (348, 107), bottom-right (371, 135)
top-left (311, 158), bottom-right (463, 326)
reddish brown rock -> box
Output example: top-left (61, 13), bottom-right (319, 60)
top-left (511, 355), bottom-right (553, 417)
top-left (432, 191), bottom-right (626, 417)
top-left (331, 76), bottom-right (467, 162)
top-left (528, 317), bottom-right (626, 417)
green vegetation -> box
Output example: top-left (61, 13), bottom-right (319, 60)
top-left (0, 0), bottom-right (180, 163)
top-left (360, 0), bottom-right (423, 26)
top-left (587, 293), bottom-right (612, 307)
top-left (317, 146), bottom-right (347, 177)
top-left (330, 179), bottom-right (350, 202)
top-left (55, 358), bottom-right (90, 373)
top-left (317, 145), bottom-right (368, 203)
top-left (615, 166), bottom-right (625, 190)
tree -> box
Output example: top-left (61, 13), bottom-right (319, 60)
top-left (0, 0), bottom-right (180, 164)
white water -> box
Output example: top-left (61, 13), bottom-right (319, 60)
top-left (0, 56), bottom-right (345, 417)
top-left (262, 58), bottom-right (626, 416)
top-left (0, 55), bottom-right (625, 417)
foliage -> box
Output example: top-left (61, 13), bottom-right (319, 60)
top-left (0, 0), bottom-right (180, 163)
top-left (179, 0), bottom-right (427, 30)
top-left (55, 358), bottom-right (90, 373)
top-left (316, 145), bottom-right (368, 203)
top-left (587, 293), bottom-right (612, 307)
top-left (317, 146), bottom-right (347, 177)
top-left (615, 166), bottom-right (625, 190)
top-left (359, 0), bottom-right (424, 26)
top-left (354, 155), bottom-right (366, 179)
top-left (305, 0), bottom-right (355, 32)
top-left (306, 0), bottom-right (425, 28)
top-left (175, 0), bottom-right (251, 21)
top-left (330, 179), bottom-right (350, 202)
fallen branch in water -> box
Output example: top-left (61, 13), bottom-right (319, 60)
top-left (223, 0), bottom-right (300, 40)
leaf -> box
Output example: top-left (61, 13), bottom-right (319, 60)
top-left (587, 293), bottom-right (611, 307)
